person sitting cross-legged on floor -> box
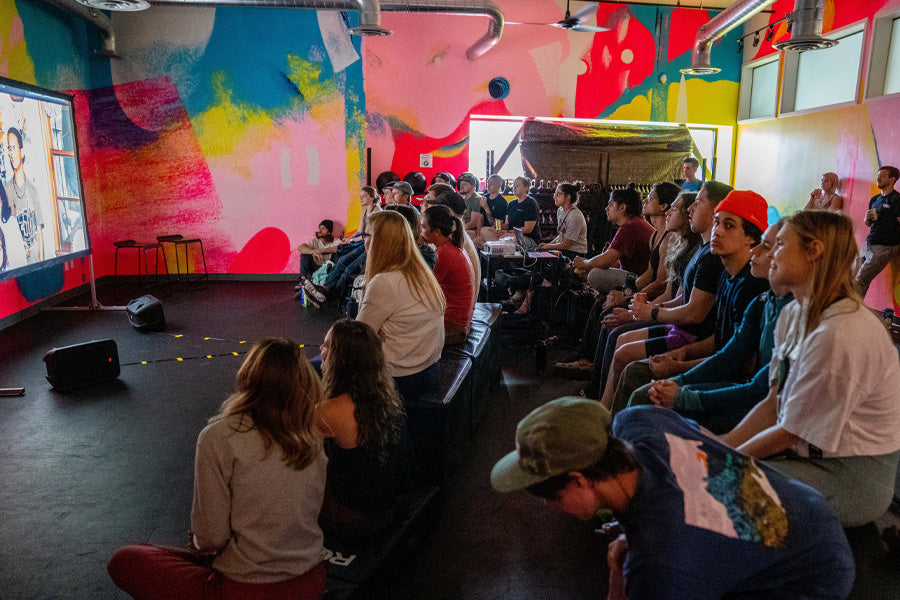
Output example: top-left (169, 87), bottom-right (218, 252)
top-left (108, 338), bottom-right (328, 600)
top-left (491, 398), bottom-right (855, 600)
top-left (721, 210), bottom-right (900, 527)
top-left (625, 219), bottom-right (793, 434)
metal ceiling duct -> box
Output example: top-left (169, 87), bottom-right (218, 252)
top-left (772, 0), bottom-right (837, 52)
top-left (64, 0), bottom-right (503, 59)
top-left (43, 0), bottom-right (119, 56)
top-left (681, 0), bottom-right (776, 75)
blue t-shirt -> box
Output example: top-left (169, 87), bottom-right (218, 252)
top-left (613, 406), bottom-right (854, 600)
top-left (680, 180), bottom-right (701, 193)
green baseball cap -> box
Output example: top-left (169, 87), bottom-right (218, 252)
top-left (491, 397), bottom-right (612, 493)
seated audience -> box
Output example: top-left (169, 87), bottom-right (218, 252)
top-left (537, 182), bottom-right (588, 258)
top-left (629, 219), bottom-right (793, 433)
top-left (607, 189), bottom-right (769, 409)
top-left (491, 176), bottom-right (542, 250)
top-left (722, 210), bottom-right (900, 527)
top-left (457, 172), bottom-right (483, 237)
top-left (344, 185), bottom-right (381, 246)
top-left (296, 219), bottom-right (339, 284)
top-left (560, 191), bottom-right (698, 380)
top-left (387, 181), bottom-right (417, 211)
top-left (804, 172), bottom-right (843, 212)
top-left (108, 339), bottom-right (327, 600)
top-left (386, 203), bottom-right (437, 269)
top-left (473, 174), bottom-right (508, 246)
top-left (492, 398), bottom-right (854, 600)
top-left (425, 186), bottom-right (481, 309)
top-left (579, 182), bottom-right (731, 400)
top-left (422, 205), bottom-right (476, 344)
top-left (318, 319), bottom-right (411, 536)
top-left (573, 186), bottom-right (655, 295)
top-left (357, 210), bottom-right (445, 405)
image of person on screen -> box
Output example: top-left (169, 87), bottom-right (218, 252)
top-left (0, 181), bottom-right (25, 270)
top-left (5, 127), bottom-right (43, 264)
top-left (0, 226), bottom-right (8, 272)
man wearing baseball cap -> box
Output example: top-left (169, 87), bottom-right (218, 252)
top-left (390, 181), bottom-right (417, 211)
top-left (492, 399), bottom-right (854, 599)
top-left (618, 189), bottom-right (771, 411)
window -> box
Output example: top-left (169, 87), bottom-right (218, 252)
top-left (866, 12), bottom-right (900, 99)
top-left (782, 25), bottom-right (865, 113)
top-left (748, 60), bottom-right (779, 118)
top-left (883, 18), bottom-right (900, 94)
top-left (738, 56), bottom-right (779, 121)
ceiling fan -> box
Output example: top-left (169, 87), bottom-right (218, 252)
top-left (507, 0), bottom-right (610, 34)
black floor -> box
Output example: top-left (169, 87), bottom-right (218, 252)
top-left (0, 281), bottom-right (897, 599)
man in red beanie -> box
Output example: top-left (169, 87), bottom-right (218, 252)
top-left (614, 190), bottom-right (771, 411)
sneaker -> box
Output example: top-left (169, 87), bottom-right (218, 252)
top-left (552, 359), bottom-right (593, 379)
top-left (303, 279), bottom-right (327, 303)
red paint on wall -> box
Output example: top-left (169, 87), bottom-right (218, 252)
top-left (574, 6), bottom-right (655, 118)
top-left (389, 100), bottom-right (512, 181)
top-left (668, 9), bottom-right (714, 62)
top-left (227, 227), bottom-right (291, 273)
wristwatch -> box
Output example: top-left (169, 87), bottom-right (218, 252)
top-left (651, 306), bottom-right (660, 321)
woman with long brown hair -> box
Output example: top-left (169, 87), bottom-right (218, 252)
top-left (108, 339), bottom-right (327, 600)
top-left (723, 210), bottom-right (900, 526)
top-left (318, 319), bottom-right (410, 535)
top-left (358, 210), bottom-right (445, 404)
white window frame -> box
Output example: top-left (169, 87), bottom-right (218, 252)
top-left (865, 9), bottom-right (900, 100)
top-left (780, 20), bottom-right (867, 116)
top-left (738, 54), bottom-right (781, 122)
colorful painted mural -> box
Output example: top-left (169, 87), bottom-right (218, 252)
top-left (735, 0), bottom-right (900, 310)
top-left (365, 1), bottom-right (743, 181)
top-left (1, 0), bottom-right (744, 321)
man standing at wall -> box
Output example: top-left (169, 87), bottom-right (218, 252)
top-left (680, 157), bottom-right (701, 193)
top-left (856, 165), bottom-right (900, 298)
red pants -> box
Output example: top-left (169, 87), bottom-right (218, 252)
top-left (107, 544), bottom-right (326, 600)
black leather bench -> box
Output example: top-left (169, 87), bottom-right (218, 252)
top-left (324, 485), bottom-right (441, 600)
top-left (322, 304), bottom-right (502, 598)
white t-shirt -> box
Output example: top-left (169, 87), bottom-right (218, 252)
top-left (305, 236), bottom-right (340, 266)
top-left (770, 298), bottom-right (900, 457)
top-left (0, 216), bottom-right (27, 271)
top-left (554, 206), bottom-right (588, 254)
top-left (357, 270), bottom-right (444, 377)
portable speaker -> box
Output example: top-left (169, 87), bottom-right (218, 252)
top-left (43, 339), bottom-right (120, 391)
top-left (126, 294), bottom-right (165, 332)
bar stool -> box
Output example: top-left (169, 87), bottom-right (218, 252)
top-left (156, 234), bottom-right (208, 288)
top-left (113, 239), bottom-right (167, 300)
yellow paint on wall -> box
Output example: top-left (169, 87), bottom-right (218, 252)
top-left (667, 79), bottom-right (739, 126)
top-left (607, 93), bottom-right (651, 121)
top-left (0, 6), bottom-right (35, 83)
top-left (286, 54), bottom-right (339, 108)
top-left (192, 72), bottom-right (276, 160)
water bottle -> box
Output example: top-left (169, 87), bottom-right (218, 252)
top-left (300, 287), bottom-right (308, 307)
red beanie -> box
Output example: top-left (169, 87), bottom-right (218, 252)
top-left (715, 190), bottom-right (768, 232)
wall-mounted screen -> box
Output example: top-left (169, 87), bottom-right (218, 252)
top-left (0, 76), bottom-right (90, 281)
